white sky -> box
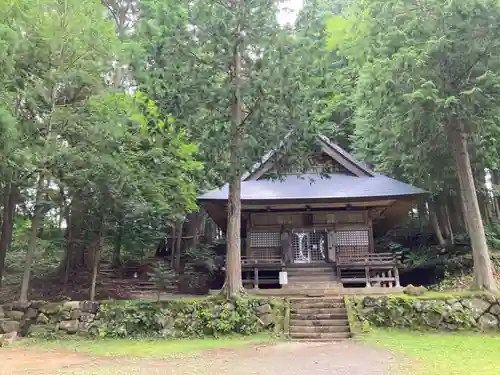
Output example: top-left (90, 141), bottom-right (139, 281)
top-left (278, 0), bottom-right (304, 26)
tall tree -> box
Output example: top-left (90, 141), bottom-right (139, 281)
top-left (12, 0), bottom-right (118, 301)
top-left (134, 0), bottom-right (320, 296)
top-left (328, 0), bottom-right (499, 291)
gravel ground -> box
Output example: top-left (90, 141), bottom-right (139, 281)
top-left (0, 341), bottom-right (399, 375)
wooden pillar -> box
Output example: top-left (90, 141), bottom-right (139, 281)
top-left (245, 216), bottom-right (251, 257)
top-left (394, 266), bottom-right (400, 287)
top-left (388, 269), bottom-right (393, 287)
top-left (254, 267), bottom-right (259, 290)
top-left (365, 266), bottom-right (371, 287)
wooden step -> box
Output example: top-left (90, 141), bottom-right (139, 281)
top-left (284, 283), bottom-right (342, 290)
top-left (288, 276), bottom-right (338, 282)
top-left (286, 269), bottom-right (336, 275)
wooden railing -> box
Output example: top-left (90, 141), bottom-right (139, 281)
top-left (337, 252), bottom-right (402, 267)
top-left (337, 252), bottom-right (402, 288)
top-left (240, 255), bottom-right (283, 267)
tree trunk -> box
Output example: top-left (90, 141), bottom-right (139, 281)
top-left (170, 224), bottom-right (178, 269)
top-left (450, 122), bottom-right (497, 291)
top-left (63, 209), bottom-right (72, 290)
top-left (459, 188), bottom-right (470, 234)
top-left (442, 204), bottom-right (454, 245)
top-left (175, 221), bottom-right (183, 272)
top-left (223, 25), bottom-right (244, 297)
top-left (19, 175), bottom-right (45, 302)
top-left (417, 200), bottom-right (427, 231)
top-left (448, 194), bottom-right (464, 233)
top-left (90, 224), bottom-right (104, 301)
top-left (0, 181), bottom-right (16, 288)
top-left (111, 216), bottom-right (123, 268)
top-left (492, 170), bottom-right (500, 220)
top-left (185, 211), bottom-right (204, 249)
top-left (59, 190), bottom-right (98, 274)
top-left (429, 203), bottom-right (447, 248)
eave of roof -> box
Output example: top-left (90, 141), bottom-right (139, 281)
top-left (198, 173), bottom-right (428, 202)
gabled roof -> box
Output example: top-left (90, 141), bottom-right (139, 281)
top-left (198, 173), bottom-right (426, 202)
top-left (242, 134), bottom-right (375, 180)
top-left (199, 134), bottom-right (427, 202)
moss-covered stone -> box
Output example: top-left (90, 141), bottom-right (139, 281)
top-left (352, 294), bottom-right (500, 332)
top-left (1, 296), bottom-right (285, 339)
top-left (404, 285), bottom-right (428, 296)
top-left (6, 310), bottom-right (25, 321)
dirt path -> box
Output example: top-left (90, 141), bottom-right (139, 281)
top-left (0, 341), bottom-right (398, 375)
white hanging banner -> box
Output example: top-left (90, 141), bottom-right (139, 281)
top-left (279, 271), bottom-right (288, 285)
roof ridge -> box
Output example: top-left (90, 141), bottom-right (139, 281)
top-left (242, 132), bottom-right (375, 180)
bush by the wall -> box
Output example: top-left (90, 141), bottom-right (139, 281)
top-left (0, 296), bottom-right (287, 340)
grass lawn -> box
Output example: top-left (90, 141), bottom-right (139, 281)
top-left (362, 329), bottom-right (500, 375)
top-left (16, 334), bottom-right (275, 358)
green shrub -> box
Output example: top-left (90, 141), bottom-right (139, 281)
top-left (96, 301), bottom-right (164, 338)
top-left (92, 297), bottom-right (281, 339)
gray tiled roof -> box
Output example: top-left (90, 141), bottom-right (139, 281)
top-left (198, 173), bottom-right (427, 201)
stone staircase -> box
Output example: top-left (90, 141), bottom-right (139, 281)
top-left (289, 297), bottom-right (351, 341)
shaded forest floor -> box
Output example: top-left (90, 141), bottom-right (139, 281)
top-left (0, 273), bottom-right (197, 303)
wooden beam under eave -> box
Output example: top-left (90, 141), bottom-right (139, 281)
top-left (241, 199), bottom-right (396, 211)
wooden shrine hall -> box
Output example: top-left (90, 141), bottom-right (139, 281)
top-left (198, 135), bottom-right (427, 294)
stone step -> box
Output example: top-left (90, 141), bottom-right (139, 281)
top-left (291, 312), bottom-right (347, 320)
top-left (289, 332), bottom-right (351, 340)
top-left (291, 302), bottom-right (345, 309)
top-left (290, 319), bottom-right (349, 327)
top-left (290, 297), bottom-right (344, 303)
top-left (289, 337), bottom-right (348, 342)
top-left (290, 325), bottom-right (350, 333)
top-left (292, 307), bottom-right (347, 315)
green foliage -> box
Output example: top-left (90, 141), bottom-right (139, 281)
top-left (325, 0), bottom-right (500, 206)
top-left (133, 0), bottom-right (325, 187)
top-left (147, 262), bottom-right (177, 300)
top-left (184, 243), bottom-right (218, 272)
top-left (352, 295), bottom-right (481, 331)
top-left (0, 0), bottom-right (204, 291)
top-left (486, 221), bottom-right (500, 251)
top-left (92, 297), bottom-right (283, 338)
top-left (96, 301), bottom-right (164, 338)
top-left (430, 272), bottom-right (475, 292)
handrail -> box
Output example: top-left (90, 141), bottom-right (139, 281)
top-left (240, 255), bottom-right (283, 266)
top-left (337, 252), bottom-right (401, 265)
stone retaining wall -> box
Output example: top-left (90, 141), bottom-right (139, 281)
top-left (349, 293), bottom-right (500, 331)
top-left (0, 297), bottom-right (286, 340)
